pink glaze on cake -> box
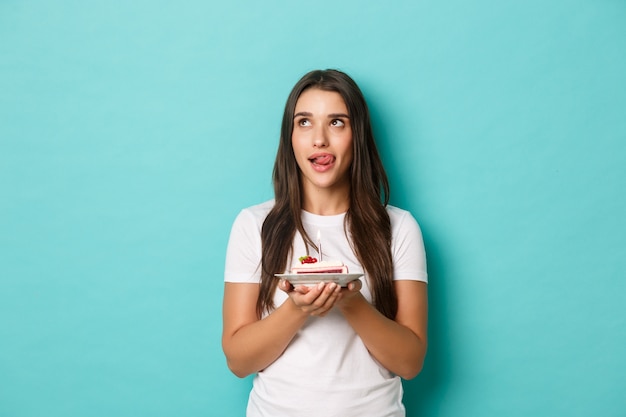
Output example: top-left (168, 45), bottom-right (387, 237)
top-left (292, 260), bottom-right (348, 274)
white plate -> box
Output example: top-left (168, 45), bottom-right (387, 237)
top-left (275, 273), bottom-right (363, 287)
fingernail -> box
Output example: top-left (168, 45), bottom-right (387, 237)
top-left (317, 282), bottom-right (324, 290)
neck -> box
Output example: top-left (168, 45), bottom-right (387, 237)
top-left (301, 185), bottom-right (350, 215)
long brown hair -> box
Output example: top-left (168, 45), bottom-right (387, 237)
top-left (258, 69), bottom-right (396, 319)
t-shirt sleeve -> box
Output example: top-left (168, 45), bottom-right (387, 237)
top-left (224, 208), bottom-right (263, 283)
top-left (392, 210), bottom-right (428, 283)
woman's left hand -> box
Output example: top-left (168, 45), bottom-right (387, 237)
top-left (336, 279), bottom-right (364, 306)
top-left (278, 279), bottom-right (342, 317)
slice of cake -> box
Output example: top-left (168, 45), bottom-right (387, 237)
top-left (291, 255), bottom-right (348, 274)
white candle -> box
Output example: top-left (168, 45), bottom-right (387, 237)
top-left (317, 230), bottom-right (322, 261)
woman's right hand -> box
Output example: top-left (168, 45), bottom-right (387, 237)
top-left (278, 279), bottom-right (342, 317)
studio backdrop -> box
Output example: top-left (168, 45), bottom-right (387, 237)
top-left (1, 1), bottom-right (624, 416)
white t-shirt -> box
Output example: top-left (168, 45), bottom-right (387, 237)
top-left (224, 200), bottom-right (428, 417)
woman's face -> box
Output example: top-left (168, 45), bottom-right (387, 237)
top-left (291, 88), bottom-right (353, 195)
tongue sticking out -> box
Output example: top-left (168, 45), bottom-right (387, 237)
top-left (312, 155), bottom-right (334, 165)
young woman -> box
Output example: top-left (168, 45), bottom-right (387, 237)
top-left (222, 69), bottom-right (428, 417)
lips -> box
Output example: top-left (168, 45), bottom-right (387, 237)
top-left (309, 153), bottom-right (335, 166)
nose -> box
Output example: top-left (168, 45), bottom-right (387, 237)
top-left (313, 126), bottom-right (328, 147)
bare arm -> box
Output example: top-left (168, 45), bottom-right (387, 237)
top-left (222, 281), bottom-right (342, 377)
top-left (337, 280), bottom-right (428, 379)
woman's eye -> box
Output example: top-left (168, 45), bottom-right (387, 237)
top-left (298, 119), bottom-right (311, 127)
top-left (331, 119), bottom-right (345, 127)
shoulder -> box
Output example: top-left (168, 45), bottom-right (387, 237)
top-left (385, 204), bottom-right (410, 218)
top-left (226, 200), bottom-right (275, 250)
top-left (386, 205), bottom-right (428, 282)
top-left (386, 205), bottom-right (419, 227)
top-left (234, 200), bottom-right (275, 226)
top-left (386, 205), bottom-right (425, 240)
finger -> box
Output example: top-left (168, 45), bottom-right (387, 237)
top-left (287, 283), bottom-right (324, 310)
top-left (279, 279), bottom-right (293, 292)
top-left (347, 279), bottom-right (362, 292)
top-left (299, 281), bottom-right (326, 300)
top-left (293, 284), bottom-right (312, 294)
top-left (310, 282), bottom-right (341, 314)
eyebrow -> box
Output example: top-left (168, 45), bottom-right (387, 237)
top-left (293, 112), bottom-right (350, 119)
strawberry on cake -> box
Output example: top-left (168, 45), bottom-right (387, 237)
top-left (292, 255), bottom-right (348, 274)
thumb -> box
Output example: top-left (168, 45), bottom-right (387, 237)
top-left (279, 279), bottom-right (293, 292)
top-left (347, 279), bottom-right (362, 292)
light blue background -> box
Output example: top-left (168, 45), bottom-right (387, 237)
top-left (1, 1), bottom-right (624, 416)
